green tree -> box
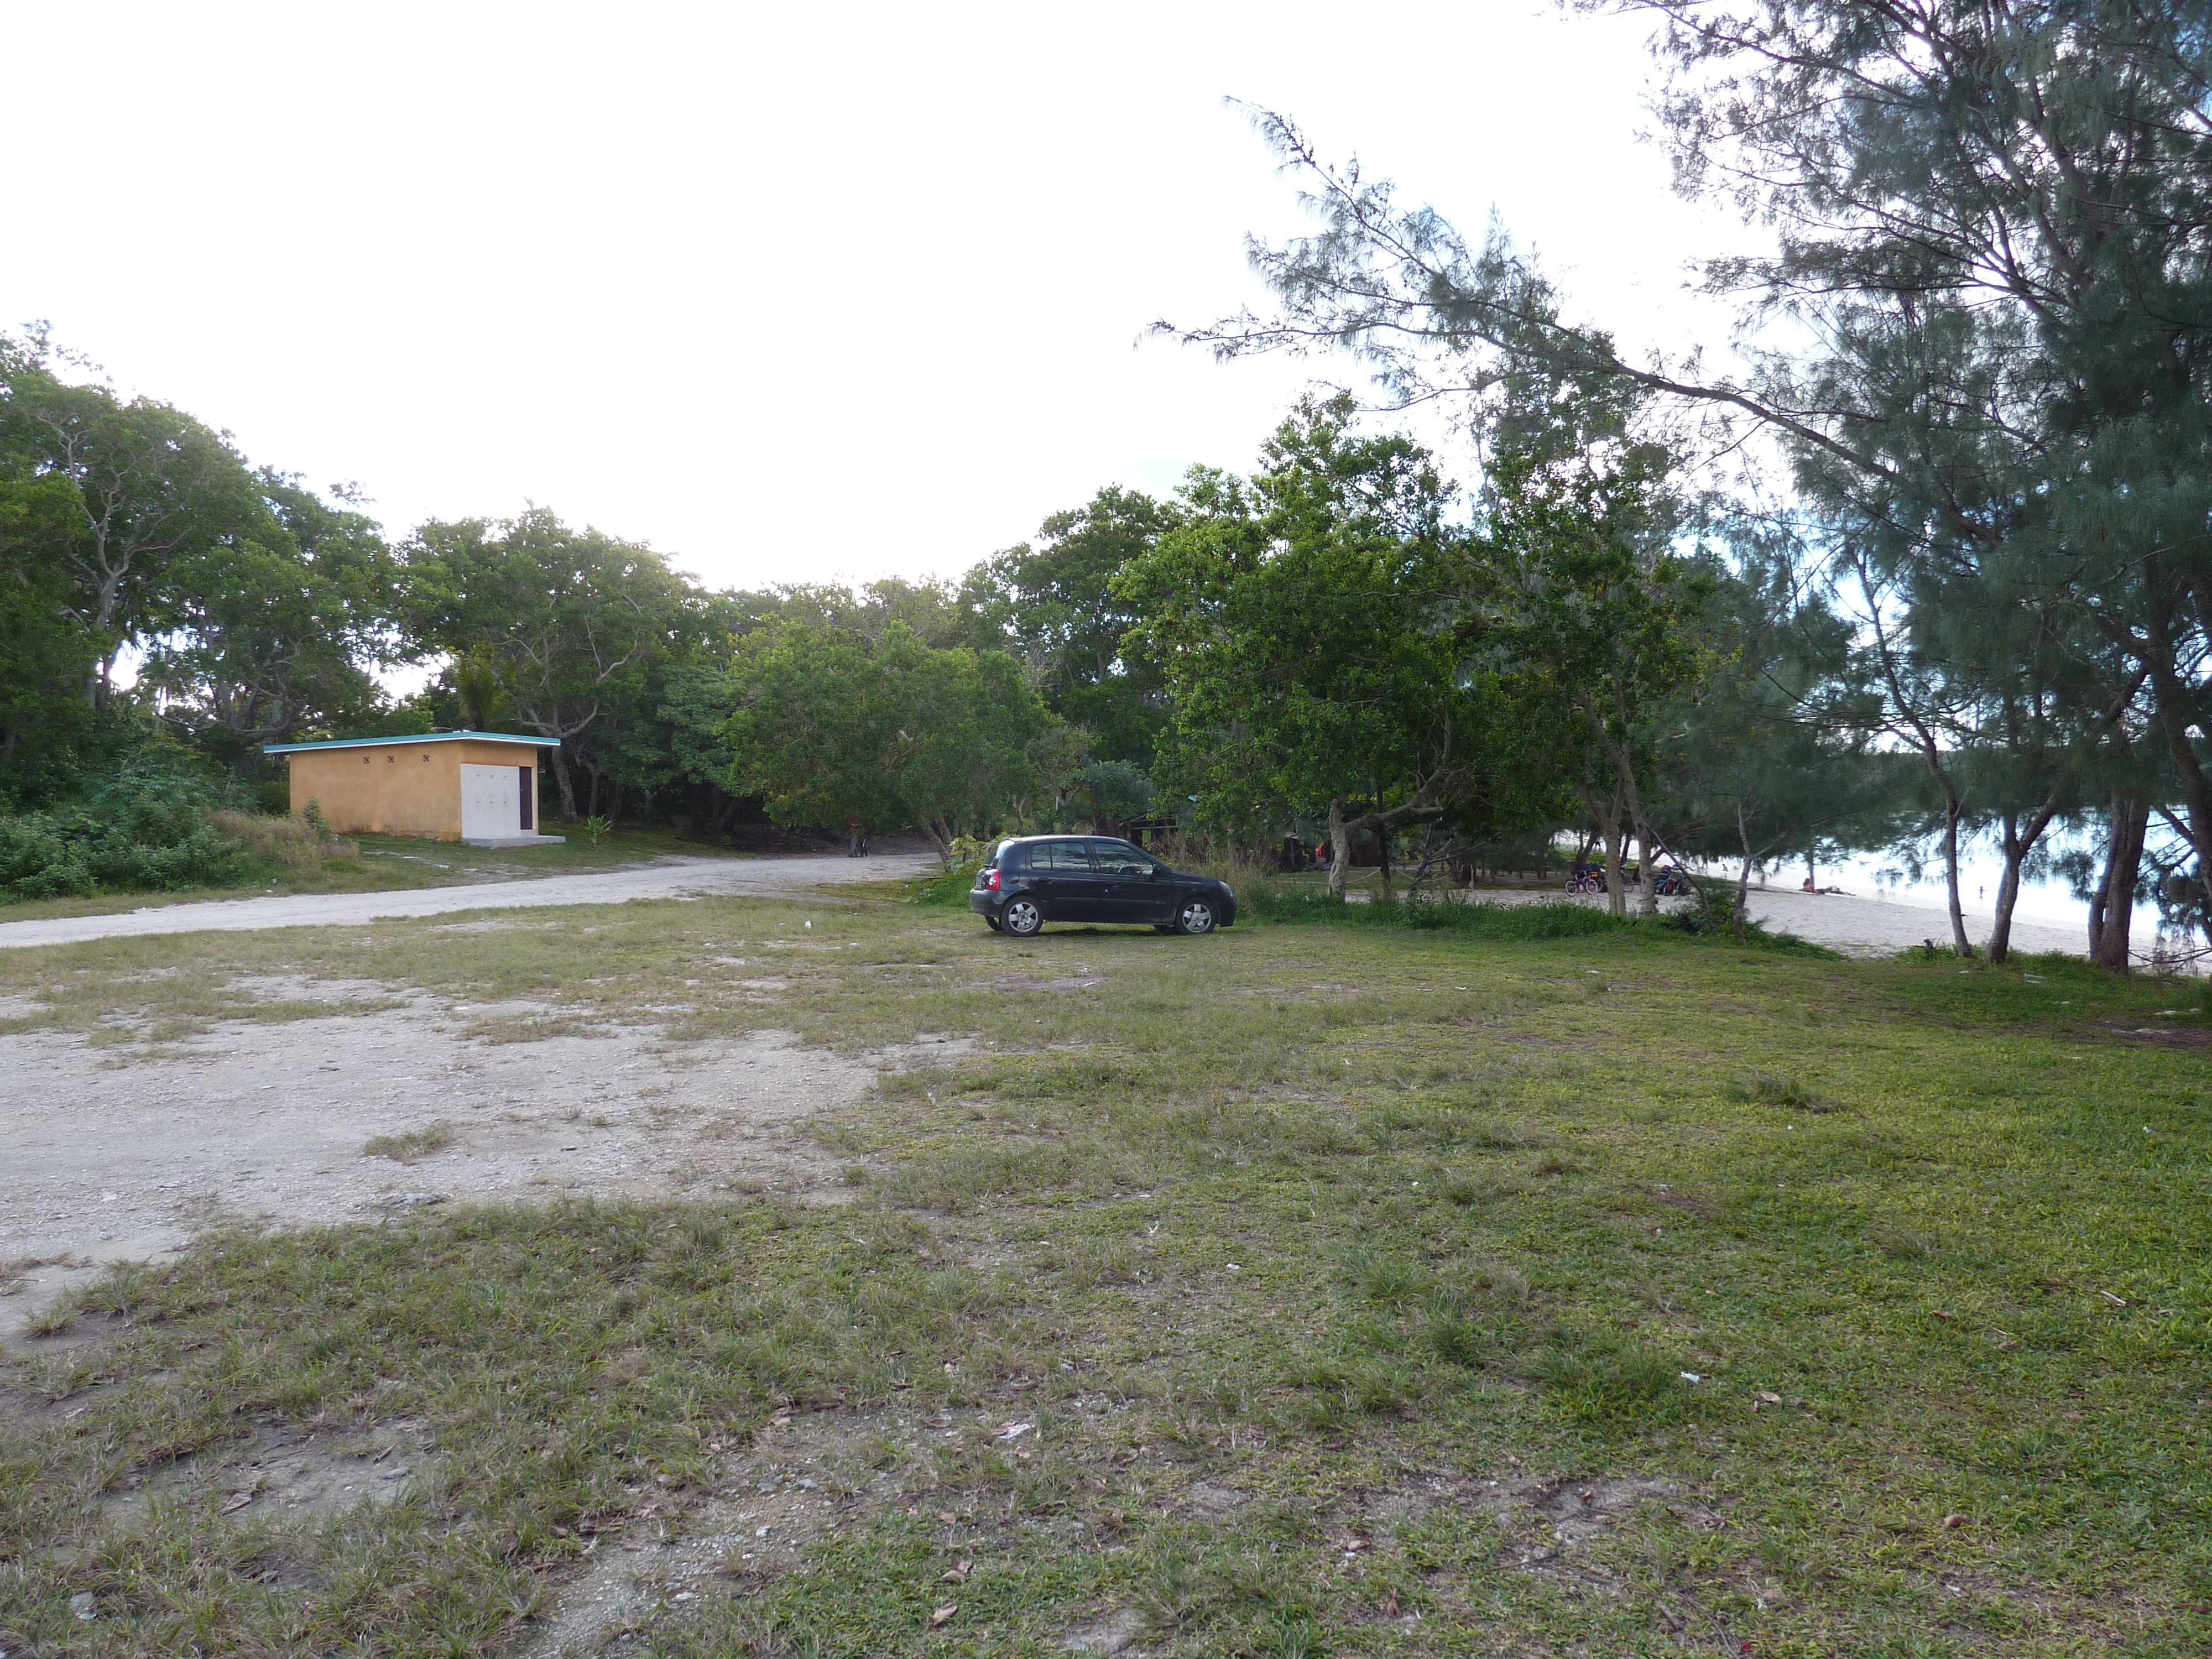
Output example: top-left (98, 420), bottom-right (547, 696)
top-left (400, 509), bottom-right (693, 819)
top-left (1482, 384), bottom-right (1709, 915)
top-left (1183, 11), bottom-right (2212, 962)
top-left (1657, 523), bottom-right (1875, 939)
top-left (146, 476), bottom-right (398, 768)
top-left (0, 395), bottom-right (95, 783)
top-left (722, 623), bottom-right (1055, 863)
top-left (1119, 395), bottom-right (1490, 896)
top-left (0, 330), bottom-right (264, 708)
top-left (960, 487), bottom-right (1179, 768)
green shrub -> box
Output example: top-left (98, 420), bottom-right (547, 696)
top-left (209, 810), bottom-right (360, 870)
top-left (906, 860), bottom-right (984, 906)
top-left (0, 748), bottom-right (247, 899)
top-left (1655, 878), bottom-right (1836, 954)
top-left (1240, 884), bottom-right (1634, 940)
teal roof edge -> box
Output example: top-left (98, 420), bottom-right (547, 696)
top-left (262, 731), bottom-right (563, 754)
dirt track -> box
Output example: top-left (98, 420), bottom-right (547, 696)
top-left (0, 851), bottom-right (937, 951)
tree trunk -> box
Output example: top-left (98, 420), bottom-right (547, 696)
top-left (1576, 786), bottom-right (1626, 916)
top-left (2090, 796), bottom-right (2148, 974)
top-left (922, 816), bottom-right (958, 869)
top-left (1376, 814), bottom-right (1393, 901)
top-left (1615, 741), bottom-right (1658, 917)
top-left (1988, 798), bottom-right (2059, 966)
top-left (1326, 796), bottom-right (1351, 899)
top-left (1735, 803), bottom-right (1754, 946)
top-left (1634, 815), bottom-right (1658, 916)
top-left (1940, 796), bottom-right (1972, 957)
top-left (1989, 816), bottom-right (2025, 966)
top-left (548, 746), bottom-right (580, 821)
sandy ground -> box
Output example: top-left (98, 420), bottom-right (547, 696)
top-left (1739, 885), bottom-right (2088, 958)
top-left (0, 975), bottom-right (950, 1342)
top-left (0, 850), bottom-right (938, 951)
top-left (1459, 881), bottom-right (2091, 959)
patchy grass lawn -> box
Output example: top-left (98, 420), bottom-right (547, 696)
top-left (1, 898), bottom-right (2206, 1657)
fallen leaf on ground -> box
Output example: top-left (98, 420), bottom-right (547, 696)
top-left (1755, 1391), bottom-right (1783, 1405)
top-left (2097, 1289), bottom-right (2129, 1307)
top-left (930, 1603), bottom-right (957, 1626)
top-left (1942, 1513), bottom-right (1967, 1528)
top-left (218, 1491), bottom-right (253, 1515)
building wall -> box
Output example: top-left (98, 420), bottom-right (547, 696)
top-left (286, 741), bottom-right (543, 839)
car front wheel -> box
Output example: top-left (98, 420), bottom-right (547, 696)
top-left (1175, 897), bottom-right (1218, 936)
top-left (1001, 898), bottom-right (1044, 937)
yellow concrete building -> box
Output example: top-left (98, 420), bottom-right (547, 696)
top-left (262, 731), bottom-right (566, 846)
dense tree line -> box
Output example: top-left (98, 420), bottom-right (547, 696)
top-left (1161, 0), bottom-right (2212, 968)
top-left (6, 2), bottom-right (2209, 969)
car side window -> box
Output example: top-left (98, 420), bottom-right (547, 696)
top-left (1088, 841), bottom-right (1155, 876)
top-left (1027, 841), bottom-right (1094, 873)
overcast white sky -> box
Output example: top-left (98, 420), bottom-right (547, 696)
top-left (5, 1), bottom-right (1748, 592)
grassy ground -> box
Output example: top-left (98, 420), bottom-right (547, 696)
top-left (1, 896), bottom-right (2206, 1656)
top-left (0, 825), bottom-right (768, 924)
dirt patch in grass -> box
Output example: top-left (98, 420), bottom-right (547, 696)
top-left (1, 987), bottom-right (875, 1342)
top-left (100, 1412), bottom-right (442, 1532)
top-left (529, 1404), bottom-right (911, 1656)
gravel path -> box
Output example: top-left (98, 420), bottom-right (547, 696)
top-left (0, 851), bottom-right (940, 950)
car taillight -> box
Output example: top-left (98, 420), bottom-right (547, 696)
top-left (986, 868), bottom-right (1001, 891)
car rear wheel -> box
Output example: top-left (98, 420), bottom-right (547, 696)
top-left (1001, 898), bottom-right (1044, 937)
top-left (1175, 897), bottom-right (1218, 936)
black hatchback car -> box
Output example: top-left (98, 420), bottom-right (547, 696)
top-left (970, 836), bottom-right (1236, 937)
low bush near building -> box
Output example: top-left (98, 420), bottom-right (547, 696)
top-left (208, 809), bottom-right (360, 870)
top-left (0, 752), bottom-right (248, 899)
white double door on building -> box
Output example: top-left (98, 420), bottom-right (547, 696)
top-left (460, 764), bottom-right (523, 839)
